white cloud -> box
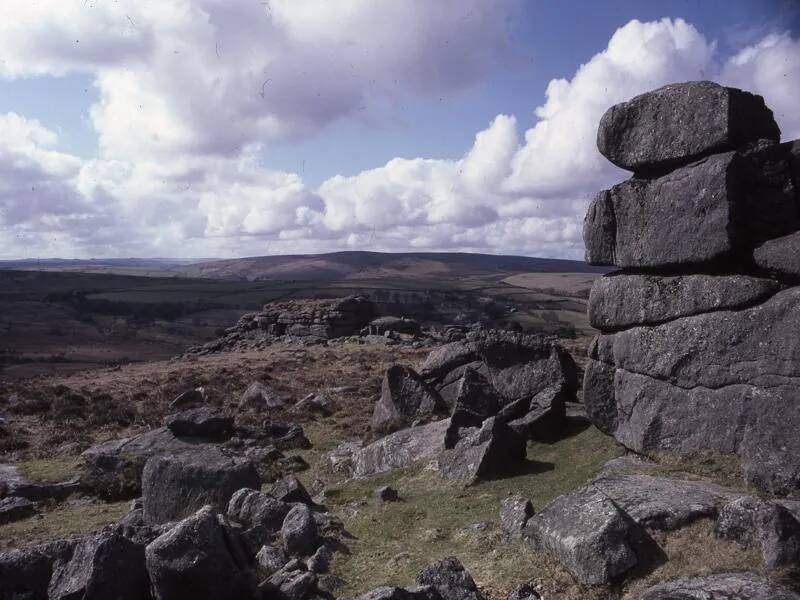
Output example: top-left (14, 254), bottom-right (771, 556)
top-left (1, 10), bottom-right (800, 260)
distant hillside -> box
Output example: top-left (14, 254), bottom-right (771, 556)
top-left (176, 251), bottom-right (607, 281)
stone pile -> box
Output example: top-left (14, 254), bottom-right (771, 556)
top-left (582, 81), bottom-right (800, 498)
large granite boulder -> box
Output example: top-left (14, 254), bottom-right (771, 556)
top-left (439, 418), bottom-right (526, 486)
top-left (48, 529), bottom-right (149, 600)
top-left (637, 572), bottom-right (800, 600)
top-left (0, 540), bottom-right (76, 600)
top-left (588, 273), bottom-right (779, 331)
top-left (372, 365), bottom-right (446, 434)
top-left (353, 419), bottom-right (449, 479)
top-left (523, 485), bottom-right (639, 585)
top-left (142, 447), bottom-right (260, 525)
top-left (80, 427), bottom-right (199, 499)
top-left (281, 504), bottom-right (320, 557)
top-left (754, 230), bottom-right (800, 280)
top-left (145, 505), bottom-right (259, 600)
top-left (597, 81), bottom-right (780, 172)
top-left (584, 287), bottom-right (800, 497)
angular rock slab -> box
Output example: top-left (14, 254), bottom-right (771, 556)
top-left (588, 273), bottom-right (778, 331)
top-left (372, 365), bottom-right (445, 434)
top-left (523, 484), bottom-right (638, 585)
top-left (754, 230), bottom-right (800, 280)
top-left (416, 556), bottom-right (484, 600)
top-left (637, 572), bottom-right (800, 600)
top-left (585, 152), bottom-right (742, 268)
top-left (353, 419), bottom-right (449, 479)
top-left (142, 446), bottom-right (260, 525)
top-left (439, 417), bottom-right (526, 486)
top-left (584, 287), bottom-right (800, 497)
top-left (145, 506), bottom-right (259, 600)
top-left (597, 81), bottom-right (780, 172)
top-left (0, 540), bottom-right (75, 600)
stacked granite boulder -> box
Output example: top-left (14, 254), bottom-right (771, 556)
top-left (583, 81), bottom-right (800, 498)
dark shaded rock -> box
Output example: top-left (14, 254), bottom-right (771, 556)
top-left (80, 427), bottom-right (198, 499)
top-left (168, 387), bottom-right (206, 410)
top-left (504, 385), bottom-right (568, 440)
top-left (142, 447), bottom-right (260, 525)
top-left (439, 418), bottom-right (526, 486)
top-left (369, 316), bottom-right (421, 335)
top-left (353, 419), bottom-right (449, 478)
top-left (270, 475), bottom-right (313, 505)
top-left (145, 505), bottom-right (258, 600)
top-left (418, 341), bottom-right (476, 381)
top-left (353, 587), bottom-right (418, 600)
top-left (265, 564), bottom-right (317, 600)
top-left (264, 419), bottom-right (312, 451)
top-left (372, 365), bottom-right (445, 434)
top-left (582, 358), bottom-right (617, 435)
top-left (238, 381), bottom-right (286, 411)
top-left (523, 485), bottom-right (638, 585)
top-left (506, 583), bottom-right (540, 600)
top-left (255, 544), bottom-right (287, 578)
top-left (445, 368), bottom-right (500, 448)
top-left (586, 287), bottom-right (800, 497)
top-left (638, 572), bottom-right (800, 600)
top-left (306, 544), bottom-right (332, 573)
top-left (375, 486), bottom-right (399, 502)
top-left (500, 494), bottom-right (534, 542)
top-left (165, 407), bottom-right (232, 439)
top-left (415, 556), bottom-right (484, 600)
top-left (592, 474), bottom-right (739, 531)
top-left (584, 152), bottom-right (743, 269)
top-left (715, 495), bottom-right (763, 547)
top-left (0, 540), bottom-right (75, 600)
top-left (588, 273), bottom-right (779, 331)
top-left (0, 495), bottom-right (34, 525)
top-left (281, 504), bottom-right (320, 556)
top-left (597, 81), bottom-right (780, 172)
top-left (48, 529), bottom-right (149, 600)
top-left (292, 393), bottom-right (333, 416)
top-left (754, 230), bottom-right (800, 280)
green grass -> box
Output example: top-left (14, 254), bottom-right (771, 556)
top-left (324, 422), bottom-right (623, 598)
top-left (17, 457), bottom-right (82, 483)
top-left (0, 501), bottom-right (130, 551)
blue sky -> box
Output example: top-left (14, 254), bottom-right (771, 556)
top-left (0, 1), bottom-right (798, 258)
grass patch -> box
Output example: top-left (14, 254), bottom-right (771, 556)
top-left (325, 421), bottom-right (624, 598)
top-left (0, 500), bottom-right (129, 551)
top-left (16, 456), bottom-right (81, 483)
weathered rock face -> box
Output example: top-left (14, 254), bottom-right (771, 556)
top-left (597, 81), bottom-right (780, 173)
top-left (372, 365), bottom-right (446, 434)
top-left (500, 494), bottom-right (534, 542)
top-left (415, 556), bottom-right (484, 600)
top-left (0, 496), bottom-right (35, 524)
top-left (637, 572), bottom-right (800, 600)
top-left (145, 505), bottom-right (259, 600)
top-left (583, 81), bottom-right (800, 499)
top-left (165, 407), bottom-right (233, 439)
top-left (281, 504), bottom-right (320, 557)
top-left (352, 419), bottom-right (449, 479)
top-left (142, 447), bottom-right (260, 525)
top-left (0, 540), bottom-right (76, 600)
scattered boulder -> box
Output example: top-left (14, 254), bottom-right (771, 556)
top-left (80, 427), bottom-right (197, 499)
top-left (255, 544), bottom-right (288, 578)
top-left (306, 544), bottom-right (333, 573)
top-left (0, 539), bottom-right (76, 600)
top-left (523, 484), bottom-right (638, 585)
top-left (145, 505), bottom-right (259, 600)
top-left (227, 487), bottom-right (291, 550)
top-left (48, 529), bottom-right (149, 600)
top-left (353, 419), bottom-right (449, 479)
top-left (263, 419), bottom-right (311, 450)
top-left (439, 418), bottom-right (526, 486)
top-left (281, 504), bottom-right (320, 556)
top-left (375, 485), bottom-right (399, 502)
top-left (444, 368), bottom-right (500, 448)
top-left (165, 407), bottom-right (233, 439)
top-left (372, 365), bottom-right (446, 434)
top-left (168, 387), bottom-right (207, 410)
top-left (270, 475), bottom-right (313, 505)
top-left (264, 562), bottom-right (317, 600)
top-left (0, 495), bottom-right (35, 525)
top-left (597, 81), bottom-right (780, 172)
top-left (368, 316), bottom-right (421, 336)
top-left (416, 556), bottom-right (484, 600)
top-left (142, 447), bottom-right (260, 525)
top-left (500, 494), bottom-right (534, 542)
top-left (637, 572), bottom-right (800, 600)
top-left (239, 381), bottom-right (287, 411)
top-left (293, 393), bottom-right (333, 416)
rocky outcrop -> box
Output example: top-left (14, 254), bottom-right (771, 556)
top-left (583, 81), bottom-right (800, 498)
top-left (637, 572), bottom-right (800, 600)
top-left (372, 365), bottom-right (446, 434)
top-left (142, 447), bottom-right (260, 525)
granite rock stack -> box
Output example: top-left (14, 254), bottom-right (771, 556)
top-left (583, 81), bottom-right (800, 498)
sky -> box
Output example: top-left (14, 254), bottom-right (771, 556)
top-left (0, 0), bottom-right (799, 260)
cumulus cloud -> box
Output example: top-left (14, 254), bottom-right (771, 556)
top-left (1, 9), bottom-right (800, 259)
